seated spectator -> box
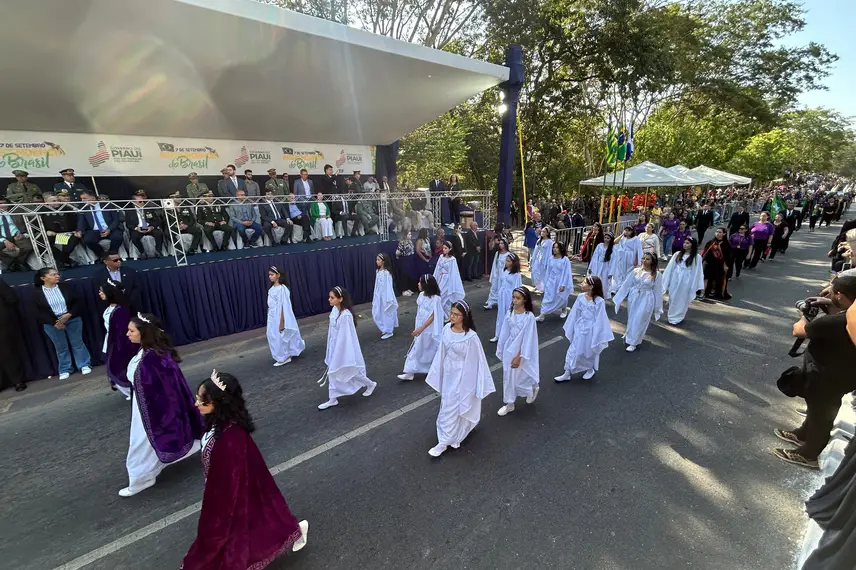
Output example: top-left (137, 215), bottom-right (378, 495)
top-left (41, 194), bottom-right (80, 268)
top-left (176, 202), bottom-right (203, 255)
top-left (310, 192), bottom-right (334, 241)
top-left (259, 190), bottom-right (290, 246)
top-left (76, 189), bottom-right (123, 258)
top-left (356, 200), bottom-right (380, 235)
top-left (126, 190), bottom-right (165, 259)
top-left (198, 191), bottom-right (234, 251)
top-left (228, 189), bottom-right (262, 248)
top-left (284, 193), bottom-right (312, 244)
top-left (0, 196), bottom-right (34, 271)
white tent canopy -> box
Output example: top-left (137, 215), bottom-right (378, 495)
top-left (0, 0), bottom-right (509, 145)
top-left (580, 161), bottom-right (695, 187)
top-left (667, 165), bottom-right (734, 186)
top-left (691, 165), bottom-right (752, 186)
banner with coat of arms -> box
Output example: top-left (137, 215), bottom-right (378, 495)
top-left (0, 130), bottom-right (376, 178)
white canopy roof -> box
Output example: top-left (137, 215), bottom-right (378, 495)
top-left (0, 0), bottom-right (509, 145)
top-left (667, 165), bottom-right (734, 186)
top-left (580, 161), bottom-right (695, 187)
top-left (691, 165), bottom-right (752, 186)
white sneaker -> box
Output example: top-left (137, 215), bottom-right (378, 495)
top-left (293, 520), bottom-right (309, 552)
top-left (535, 315), bottom-right (545, 322)
top-left (274, 358), bottom-right (292, 367)
top-left (81, 366), bottom-right (92, 375)
top-left (583, 369), bottom-right (596, 380)
top-left (483, 303), bottom-right (493, 310)
top-left (560, 309), bottom-right (569, 318)
top-left (402, 290), bottom-right (413, 296)
top-left (381, 332), bottom-right (394, 340)
top-left (118, 479), bottom-right (156, 497)
top-left (428, 444), bottom-right (448, 457)
top-left (526, 386), bottom-right (540, 404)
top-left (497, 404), bottom-right (515, 416)
top-left (554, 371), bottom-right (571, 382)
top-left (489, 337), bottom-right (498, 343)
top-left (397, 373), bottom-right (414, 381)
top-left (362, 381), bottom-right (377, 396)
top-left (59, 372), bottom-right (70, 381)
top-left (318, 399), bottom-right (339, 410)
top-left (626, 345), bottom-right (637, 352)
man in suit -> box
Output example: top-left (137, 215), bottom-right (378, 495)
top-left (450, 224), bottom-right (466, 278)
top-left (429, 174), bottom-right (446, 194)
top-left (284, 193), bottom-right (312, 244)
top-left (216, 164), bottom-right (246, 198)
top-left (53, 168), bottom-right (89, 202)
top-left (0, 196), bottom-right (34, 271)
top-left (97, 250), bottom-right (142, 310)
top-left (126, 190), bottom-right (164, 258)
top-left (76, 189), bottom-right (124, 257)
top-left (259, 190), bottom-right (290, 246)
top-left (5, 170), bottom-right (42, 203)
top-left (293, 168), bottom-right (315, 198)
top-left (381, 176), bottom-right (392, 192)
top-left (228, 189), bottom-right (262, 247)
top-left (265, 168), bottom-right (286, 195)
top-left (464, 221), bottom-right (482, 281)
top-left (782, 201), bottom-right (801, 253)
top-left (198, 191), bottom-right (234, 251)
top-left (727, 203), bottom-right (750, 236)
top-left (184, 172), bottom-right (209, 199)
top-left (244, 169), bottom-right (260, 197)
top-left (695, 202), bottom-right (714, 243)
top-left (41, 194), bottom-right (80, 268)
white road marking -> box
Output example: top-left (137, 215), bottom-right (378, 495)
top-left (52, 335), bottom-right (565, 570)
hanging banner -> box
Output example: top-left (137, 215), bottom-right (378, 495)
top-left (0, 131), bottom-right (376, 177)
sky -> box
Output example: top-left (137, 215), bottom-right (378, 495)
top-left (786, 0), bottom-right (855, 119)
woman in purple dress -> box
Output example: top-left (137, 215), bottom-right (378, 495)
top-left (747, 212), bottom-right (775, 269)
top-left (99, 279), bottom-right (136, 400)
top-left (659, 212), bottom-right (679, 259)
top-left (120, 313), bottom-right (204, 497)
top-left (672, 220), bottom-right (691, 255)
top-left (182, 371), bottom-right (308, 570)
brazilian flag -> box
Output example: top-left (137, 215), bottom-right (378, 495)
top-left (605, 126), bottom-right (618, 167)
top-left (770, 195), bottom-right (788, 217)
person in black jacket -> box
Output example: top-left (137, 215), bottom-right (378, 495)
top-left (782, 201), bottom-right (801, 253)
top-left (0, 277), bottom-right (27, 391)
top-left (34, 267), bottom-right (92, 381)
top-left (450, 224), bottom-right (467, 279)
top-left (96, 251), bottom-right (142, 311)
top-left (259, 190), bottom-right (291, 245)
top-left (727, 203), bottom-right (750, 236)
top-left (41, 194), bottom-right (80, 268)
top-left (464, 221), bottom-right (482, 280)
top-left (197, 192), bottom-right (234, 251)
top-left (695, 202), bottom-right (714, 243)
top-left (126, 190), bottom-right (164, 258)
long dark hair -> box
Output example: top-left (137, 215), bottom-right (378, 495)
top-left (511, 286), bottom-right (534, 313)
top-left (419, 274), bottom-right (440, 297)
top-left (676, 237), bottom-right (698, 266)
top-left (101, 279), bottom-right (130, 307)
top-left (376, 252), bottom-right (393, 272)
top-left (641, 252), bottom-right (659, 278)
top-left (197, 371), bottom-right (255, 435)
top-left (603, 233), bottom-right (615, 262)
top-left (506, 252), bottom-right (521, 274)
top-left (553, 241), bottom-right (568, 258)
top-left (330, 286), bottom-right (356, 325)
top-left (585, 275), bottom-right (604, 299)
top-left (451, 300), bottom-right (476, 332)
top-left (130, 313), bottom-right (181, 362)
top-left (269, 265), bottom-right (289, 287)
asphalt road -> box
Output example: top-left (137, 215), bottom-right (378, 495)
top-left (1, 217), bottom-right (844, 570)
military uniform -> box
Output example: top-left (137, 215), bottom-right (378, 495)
top-left (5, 170), bottom-right (42, 203)
top-left (177, 205), bottom-right (204, 253)
top-left (184, 181), bottom-right (210, 199)
top-left (53, 168), bottom-right (88, 202)
top-left (197, 199), bottom-right (234, 251)
top-left (265, 176), bottom-right (286, 196)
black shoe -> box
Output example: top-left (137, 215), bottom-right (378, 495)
top-left (14, 382), bottom-right (26, 392)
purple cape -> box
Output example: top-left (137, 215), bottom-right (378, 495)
top-left (105, 305), bottom-right (135, 389)
top-left (181, 424), bottom-right (300, 570)
top-left (133, 350), bottom-right (204, 463)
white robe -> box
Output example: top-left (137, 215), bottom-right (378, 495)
top-left (530, 238), bottom-right (554, 290)
top-left (125, 349), bottom-right (199, 491)
top-left (540, 256), bottom-right (573, 315)
top-left (486, 251), bottom-right (511, 307)
top-left (662, 253), bottom-right (704, 324)
top-left (426, 325), bottom-right (495, 447)
top-left (611, 236), bottom-right (643, 293)
top-left (403, 293), bottom-right (445, 374)
top-left (496, 311), bottom-right (540, 404)
top-left (613, 268), bottom-right (664, 347)
top-left (371, 269), bottom-right (399, 334)
top-left (562, 295), bottom-right (614, 373)
top-left (325, 307), bottom-right (373, 399)
top-left (433, 255), bottom-right (465, 318)
top-left (494, 270), bottom-right (523, 339)
top-left (587, 243), bottom-right (613, 300)
top-left (266, 285), bottom-right (305, 362)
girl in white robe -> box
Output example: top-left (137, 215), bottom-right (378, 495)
top-left (661, 238), bottom-right (704, 325)
top-left (398, 275), bottom-right (445, 380)
top-left (266, 266), bottom-right (305, 366)
top-left (433, 241), bottom-right (465, 319)
top-left (536, 241), bottom-right (573, 321)
top-left (372, 253), bottom-right (399, 339)
top-left (496, 287), bottom-right (540, 416)
top-left (530, 228), bottom-right (553, 293)
top-left (318, 287), bottom-right (377, 410)
top-left (555, 275), bottom-right (614, 381)
top-left (425, 300), bottom-right (495, 457)
top-left (587, 232), bottom-right (615, 300)
top-left (611, 227), bottom-right (643, 294)
top-left (613, 253), bottom-right (664, 352)
top-left (490, 253), bottom-right (523, 342)
top-left (484, 238), bottom-right (511, 309)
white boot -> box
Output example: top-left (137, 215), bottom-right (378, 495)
top-left (318, 399), bottom-right (339, 410)
top-left (397, 373), bottom-right (414, 380)
top-left (554, 370), bottom-right (571, 382)
top-left (497, 404), bottom-right (516, 416)
top-left (526, 386), bottom-right (540, 404)
top-left (583, 369), bottom-right (596, 380)
top-left (428, 443), bottom-right (448, 457)
top-left (293, 520), bottom-right (309, 552)
top-left (362, 381), bottom-right (377, 396)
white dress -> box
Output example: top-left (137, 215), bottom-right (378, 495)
top-left (562, 295), bottom-right (614, 373)
top-left (433, 255), bottom-right (465, 318)
top-left (103, 304), bottom-right (131, 399)
top-left (125, 349), bottom-right (200, 491)
top-left (613, 268), bottom-right (664, 347)
top-left (587, 243), bottom-right (613, 300)
top-left (611, 236), bottom-right (643, 293)
top-left (496, 311), bottom-right (540, 404)
top-left (371, 269), bottom-right (399, 334)
top-left (539, 256), bottom-right (573, 315)
top-left (662, 253), bottom-right (704, 324)
top-left (639, 232), bottom-right (661, 258)
top-left (325, 307), bottom-right (373, 399)
top-left (266, 284), bottom-right (306, 362)
top-left (403, 293), bottom-right (445, 374)
top-left (426, 325), bottom-right (495, 447)
top-left (486, 251), bottom-right (511, 307)
top-left (494, 270), bottom-right (523, 339)
top-left (531, 238), bottom-right (554, 290)
top-left (314, 202), bottom-right (334, 238)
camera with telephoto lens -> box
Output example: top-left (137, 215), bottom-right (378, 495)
top-left (789, 299), bottom-right (821, 357)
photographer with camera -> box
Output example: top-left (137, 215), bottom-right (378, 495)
top-left (773, 274), bottom-right (856, 469)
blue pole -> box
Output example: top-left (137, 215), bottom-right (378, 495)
top-left (496, 44), bottom-right (524, 227)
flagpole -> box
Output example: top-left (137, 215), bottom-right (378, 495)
top-left (517, 114), bottom-right (529, 224)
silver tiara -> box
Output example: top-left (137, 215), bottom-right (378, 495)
top-left (137, 313), bottom-right (152, 324)
top-left (210, 369), bottom-right (227, 392)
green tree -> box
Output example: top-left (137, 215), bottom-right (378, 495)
top-left (397, 113), bottom-right (470, 188)
top-left (726, 128), bottom-right (798, 182)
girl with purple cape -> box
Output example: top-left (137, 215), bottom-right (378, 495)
top-left (98, 279), bottom-right (135, 400)
top-left (181, 370), bottom-right (308, 570)
top-left (120, 313), bottom-right (204, 497)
